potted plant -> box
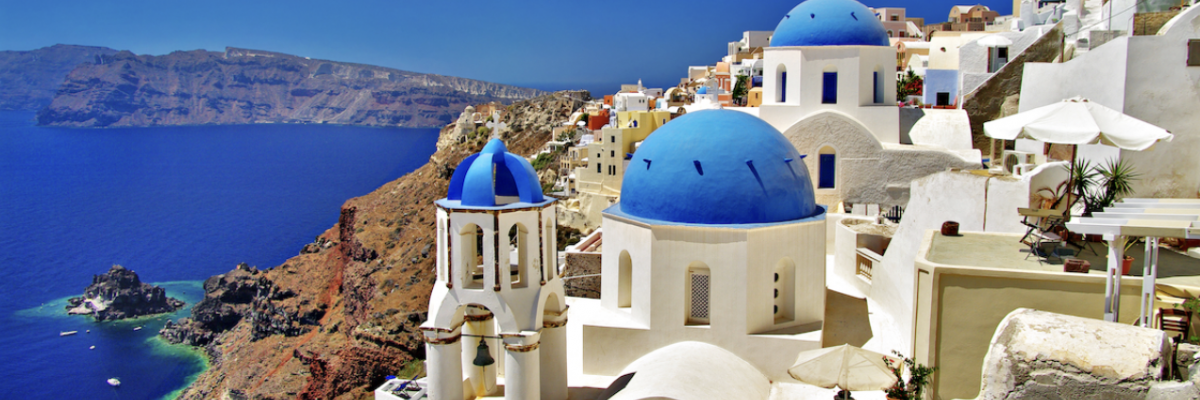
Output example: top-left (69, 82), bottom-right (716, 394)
top-left (883, 351), bottom-right (937, 400)
top-left (1081, 159), bottom-right (1140, 216)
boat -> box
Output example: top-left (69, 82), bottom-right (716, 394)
top-left (60, 331), bottom-right (77, 336)
top-left (133, 326), bottom-right (142, 331)
top-left (89, 346), bottom-right (95, 350)
top-left (107, 378), bottom-right (121, 387)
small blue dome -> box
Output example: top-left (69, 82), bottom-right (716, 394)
top-left (444, 138), bottom-right (545, 207)
top-left (619, 110), bottom-right (818, 225)
top-left (696, 86), bottom-right (709, 94)
top-left (770, 0), bottom-right (890, 47)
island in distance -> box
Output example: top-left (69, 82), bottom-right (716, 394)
top-left (35, 47), bottom-right (544, 128)
top-left (66, 265), bottom-right (185, 321)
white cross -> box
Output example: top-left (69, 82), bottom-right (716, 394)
top-left (486, 111), bottom-right (506, 138)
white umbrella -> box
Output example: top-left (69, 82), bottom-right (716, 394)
top-left (983, 96), bottom-right (1173, 151)
top-left (788, 345), bottom-right (898, 393)
top-left (977, 34), bottom-right (1013, 48)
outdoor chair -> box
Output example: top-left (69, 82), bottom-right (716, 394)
top-left (1159, 308), bottom-right (1192, 340)
top-left (1019, 207), bottom-right (1067, 264)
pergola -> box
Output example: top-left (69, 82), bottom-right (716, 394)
top-left (1065, 199), bottom-right (1200, 325)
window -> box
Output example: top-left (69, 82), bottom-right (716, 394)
top-left (508, 224), bottom-right (528, 287)
top-left (618, 251), bottom-right (632, 308)
top-left (686, 263), bottom-right (711, 325)
top-left (610, 150), bottom-right (615, 158)
top-left (776, 65), bottom-right (787, 103)
top-left (611, 135), bottom-right (615, 143)
top-left (774, 259), bottom-right (796, 323)
top-left (890, 15), bottom-right (899, 21)
top-left (818, 146), bottom-right (836, 189)
top-left (822, 72), bottom-right (838, 104)
top-left (597, 163), bottom-right (602, 173)
top-left (936, 92), bottom-right (951, 106)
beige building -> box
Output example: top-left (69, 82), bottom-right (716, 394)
top-left (573, 111), bottom-right (670, 197)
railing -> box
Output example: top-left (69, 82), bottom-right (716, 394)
top-left (856, 247), bottom-right (884, 281)
top-left (883, 205), bottom-right (905, 223)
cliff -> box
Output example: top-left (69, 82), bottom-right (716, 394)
top-left (161, 91), bottom-right (588, 399)
top-left (0, 44), bottom-right (118, 111)
top-left (36, 47), bottom-right (545, 128)
top-left (66, 265), bottom-right (185, 321)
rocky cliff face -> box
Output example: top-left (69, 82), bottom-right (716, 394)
top-left (37, 47), bottom-right (545, 128)
top-left (164, 91), bottom-right (588, 400)
top-left (0, 44), bottom-right (118, 111)
top-left (66, 265), bottom-right (185, 320)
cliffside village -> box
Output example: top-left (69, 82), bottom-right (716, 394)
top-left (380, 0), bottom-right (1200, 399)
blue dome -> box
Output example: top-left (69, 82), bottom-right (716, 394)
top-left (619, 110), bottom-right (818, 225)
top-left (444, 138), bottom-right (545, 207)
top-left (770, 0), bottom-right (890, 47)
top-left (696, 86), bottom-right (709, 94)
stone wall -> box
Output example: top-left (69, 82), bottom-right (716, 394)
top-left (563, 252), bottom-right (601, 298)
top-left (962, 23), bottom-right (1063, 150)
top-left (1135, 11), bottom-right (1181, 36)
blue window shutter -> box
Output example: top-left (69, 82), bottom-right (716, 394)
top-left (780, 72), bottom-right (787, 102)
top-left (822, 72), bottom-right (838, 104)
top-left (819, 154), bottom-right (836, 188)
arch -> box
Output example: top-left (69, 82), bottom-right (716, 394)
top-left (507, 223), bottom-right (529, 287)
top-left (817, 145), bottom-right (837, 189)
top-left (779, 110), bottom-right (884, 157)
top-left (776, 64), bottom-right (788, 103)
top-left (685, 262), bottom-right (711, 326)
top-left (774, 258), bottom-right (796, 323)
top-left (430, 295), bottom-right (521, 335)
top-left (822, 65), bottom-right (838, 104)
top-left (618, 250), bottom-right (632, 308)
top-left (544, 292), bottom-right (564, 315)
top-left (461, 223), bottom-right (486, 288)
top-left (887, 29), bottom-right (894, 37)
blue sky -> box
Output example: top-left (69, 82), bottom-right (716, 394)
top-left (0, 0), bottom-right (1011, 96)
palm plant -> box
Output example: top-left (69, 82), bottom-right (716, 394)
top-left (1082, 159), bottom-right (1140, 215)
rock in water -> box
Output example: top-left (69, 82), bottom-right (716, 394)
top-left (65, 265), bottom-right (185, 320)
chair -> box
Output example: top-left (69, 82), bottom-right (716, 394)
top-left (1018, 193), bottom-right (1080, 263)
top-left (1159, 308), bottom-right (1192, 340)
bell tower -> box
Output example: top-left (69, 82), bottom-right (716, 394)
top-left (422, 138), bottom-right (569, 400)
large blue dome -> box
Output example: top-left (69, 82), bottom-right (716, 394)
top-left (443, 138), bottom-right (546, 208)
top-left (618, 110), bottom-right (819, 225)
top-left (770, 0), bottom-right (890, 47)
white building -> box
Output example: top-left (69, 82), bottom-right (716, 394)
top-left (580, 109), bottom-right (828, 382)
top-left (422, 138), bottom-right (569, 400)
top-left (1018, 4), bottom-right (1200, 198)
top-left (613, 92), bottom-right (651, 112)
top-left (756, 0), bottom-right (981, 209)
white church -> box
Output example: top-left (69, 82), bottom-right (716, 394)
top-left (413, 0), bottom-right (977, 399)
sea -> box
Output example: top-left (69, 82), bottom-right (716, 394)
top-left (0, 111), bottom-right (439, 399)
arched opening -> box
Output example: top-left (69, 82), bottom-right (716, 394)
top-left (546, 218), bottom-right (557, 277)
top-left (776, 64), bottom-right (787, 103)
top-left (774, 259), bottom-right (796, 323)
top-left (685, 262), bottom-right (711, 326)
top-left (461, 224), bottom-right (486, 288)
top-left (818, 146), bottom-right (837, 189)
top-left (618, 251), bottom-right (632, 308)
top-left (508, 223), bottom-right (529, 287)
top-left (822, 66), bottom-right (838, 104)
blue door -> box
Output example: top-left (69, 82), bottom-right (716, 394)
top-left (822, 72), bottom-right (838, 104)
top-left (819, 154), bottom-right (836, 188)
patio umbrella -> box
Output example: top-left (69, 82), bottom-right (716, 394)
top-left (787, 344), bottom-right (898, 396)
top-left (977, 34), bottom-right (1013, 48)
top-left (983, 96), bottom-right (1173, 151)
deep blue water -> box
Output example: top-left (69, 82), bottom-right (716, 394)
top-left (0, 111), bottom-right (439, 399)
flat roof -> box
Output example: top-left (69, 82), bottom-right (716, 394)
top-left (925, 231), bottom-right (1200, 279)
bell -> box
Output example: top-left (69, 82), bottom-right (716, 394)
top-left (472, 337), bottom-right (495, 367)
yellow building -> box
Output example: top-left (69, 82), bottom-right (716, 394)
top-left (747, 87), bottom-right (763, 107)
top-left (574, 110), bottom-right (671, 196)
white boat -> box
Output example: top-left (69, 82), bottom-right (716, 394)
top-left (133, 326), bottom-right (142, 331)
top-left (60, 331), bottom-right (77, 336)
top-left (107, 378), bottom-right (121, 387)
top-left (89, 346), bottom-right (95, 350)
